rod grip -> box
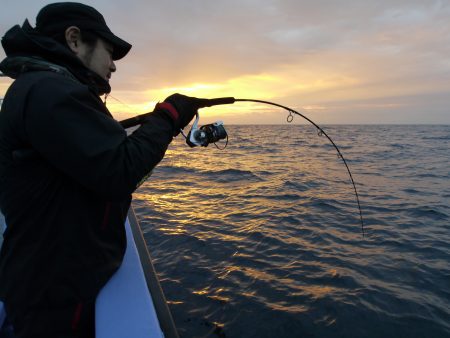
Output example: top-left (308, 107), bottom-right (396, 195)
top-left (119, 112), bottom-right (151, 129)
top-left (198, 97), bottom-right (235, 107)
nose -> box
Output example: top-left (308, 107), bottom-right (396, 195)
top-left (110, 60), bottom-right (116, 73)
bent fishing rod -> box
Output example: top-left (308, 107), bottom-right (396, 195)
top-left (119, 97), bottom-right (365, 236)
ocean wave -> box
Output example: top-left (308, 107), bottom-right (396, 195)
top-left (283, 180), bottom-right (324, 191)
top-left (133, 125), bottom-right (450, 338)
top-left (422, 135), bottom-right (450, 140)
top-left (405, 206), bottom-right (448, 220)
top-left (303, 198), bottom-right (346, 213)
top-left (401, 188), bottom-right (434, 196)
top-left (154, 165), bottom-right (199, 175)
top-left (414, 172), bottom-right (444, 179)
top-left (203, 168), bottom-right (263, 183)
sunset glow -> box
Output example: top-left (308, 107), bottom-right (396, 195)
top-left (1, 1), bottom-right (449, 124)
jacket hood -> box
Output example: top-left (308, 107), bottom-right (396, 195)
top-left (0, 20), bottom-right (111, 95)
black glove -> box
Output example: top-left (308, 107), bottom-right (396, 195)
top-left (163, 93), bottom-right (202, 132)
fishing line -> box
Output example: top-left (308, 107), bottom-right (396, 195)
top-left (234, 99), bottom-right (365, 237)
top-left (104, 93), bottom-right (136, 111)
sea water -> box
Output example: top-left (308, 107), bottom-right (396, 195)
top-left (133, 125), bottom-right (449, 338)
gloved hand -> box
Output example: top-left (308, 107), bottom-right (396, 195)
top-left (163, 93), bottom-right (201, 133)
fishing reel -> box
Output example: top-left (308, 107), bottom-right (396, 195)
top-left (182, 113), bottom-right (228, 148)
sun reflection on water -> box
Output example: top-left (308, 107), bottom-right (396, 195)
top-left (131, 125), bottom-right (450, 337)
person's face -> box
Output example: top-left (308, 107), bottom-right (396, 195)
top-left (78, 38), bottom-right (116, 82)
top-left (65, 26), bottom-right (116, 82)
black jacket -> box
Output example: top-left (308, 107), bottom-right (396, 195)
top-left (0, 21), bottom-right (174, 317)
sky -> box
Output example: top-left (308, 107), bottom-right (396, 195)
top-left (1, 0), bottom-right (449, 124)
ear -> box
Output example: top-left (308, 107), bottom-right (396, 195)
top-left (65, 26), bottom-right (82, 54)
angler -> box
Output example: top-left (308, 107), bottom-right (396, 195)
top-left (0, 3), bottom-right (204, 337)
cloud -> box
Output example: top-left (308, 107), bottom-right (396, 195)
top-left (1, 0), bottom-right (450, 123)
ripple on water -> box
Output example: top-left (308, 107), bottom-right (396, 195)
top-left (134, 125), bottom-right (450, 338)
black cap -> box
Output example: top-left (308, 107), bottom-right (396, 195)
top-left (36, 2), bottom-right (131, 60)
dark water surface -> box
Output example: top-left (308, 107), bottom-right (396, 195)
top-left (132, 125), bottom-right (450, 338)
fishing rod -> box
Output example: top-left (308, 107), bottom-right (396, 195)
top-left (119, 97), bottom-right (365, 236)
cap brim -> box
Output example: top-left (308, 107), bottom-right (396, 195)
top-left (96, 31), bottom-right (132, 60)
